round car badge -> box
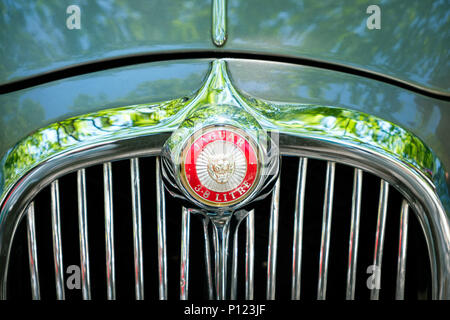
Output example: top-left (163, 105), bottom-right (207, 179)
top-left (180, 126), bottom-right (260, 207)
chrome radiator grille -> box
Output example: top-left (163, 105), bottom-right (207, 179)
top-left (6, 155), bottom-right (431, 300)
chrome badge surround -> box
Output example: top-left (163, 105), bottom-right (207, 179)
top-left (160, 106), bottom-right (280, 212)
top-left (179, 125), bottom-right (261, 207)
top-left (159, 60), bottom-right (280, 212)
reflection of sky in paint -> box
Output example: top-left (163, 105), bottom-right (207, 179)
top-left (228, 60), bottom-right (445, 137)
top-left (392, 92), bottom-right (418, 126)
top-left (2, 0), bottom-right (448, 92)
top-left (228, 0), bottom-right (449, 92)
top-left (16, 61), bottom-right (209, 119)
top-left (2, 0), bottom-right (212, 81)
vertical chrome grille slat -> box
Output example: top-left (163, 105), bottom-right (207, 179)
top-left (245, 209), bottom-right (255, 300)
top-left (26, 202), bottom-right (40, 300)
top-left (291, 157), bottom-right (308, 300)
top-left (396, 200), bottom-right (409, 300)
top-left (211, 220), bottom-right (230, 300)
top-left (317, 161), bottom-right (335, 300)
top-left (266, 177), bottom-right (280, 300)
top-left (103, 162), bottom-right (116, 300)
top-left (156, 157), bottom-right (168, 300)
top-left (370, 180), bottom-right (389, 300)
top-left (180, 207), bottom-right (190, 300)
top-left (230, 220), bottom-right (240, 300)
top-left (77, 169), bottom-right (91, 300)
top-left (51, 180), bottom-right (65, 300)
top-left (202, 217), bottom-right (214, 300)
top-left (346, 168), bottom-right (363, 300)
top-left (230, 211), bottom-right (248, 300)
top-left (130, 158), bottom-right (144, 300)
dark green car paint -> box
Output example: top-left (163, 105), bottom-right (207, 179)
top-left (1, 0), bottom-right (449, 94)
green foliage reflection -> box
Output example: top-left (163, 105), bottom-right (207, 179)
top-left (244, 95), bottom-right (437, 178)
top-left (1, 97), bottom-right (186, 191)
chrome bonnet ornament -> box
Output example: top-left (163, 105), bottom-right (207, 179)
top-left (160, 60), bottom-right (280, 213)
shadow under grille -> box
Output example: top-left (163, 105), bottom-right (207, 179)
top-left (6, 155), bottom-right (431, 300)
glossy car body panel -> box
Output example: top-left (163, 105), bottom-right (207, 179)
top-left (1, 0), bottom-right (449, 95)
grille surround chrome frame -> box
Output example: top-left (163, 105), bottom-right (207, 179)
top-left (0, 59), bottom-right (448, 299)
top-left (0, 131), bottom-right (448, 299)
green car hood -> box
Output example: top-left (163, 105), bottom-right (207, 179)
top-left (1, 0), bottom-right (449, 95)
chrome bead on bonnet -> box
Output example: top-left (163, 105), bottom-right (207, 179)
top-left (160, 60), bottom-right (280, 213)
